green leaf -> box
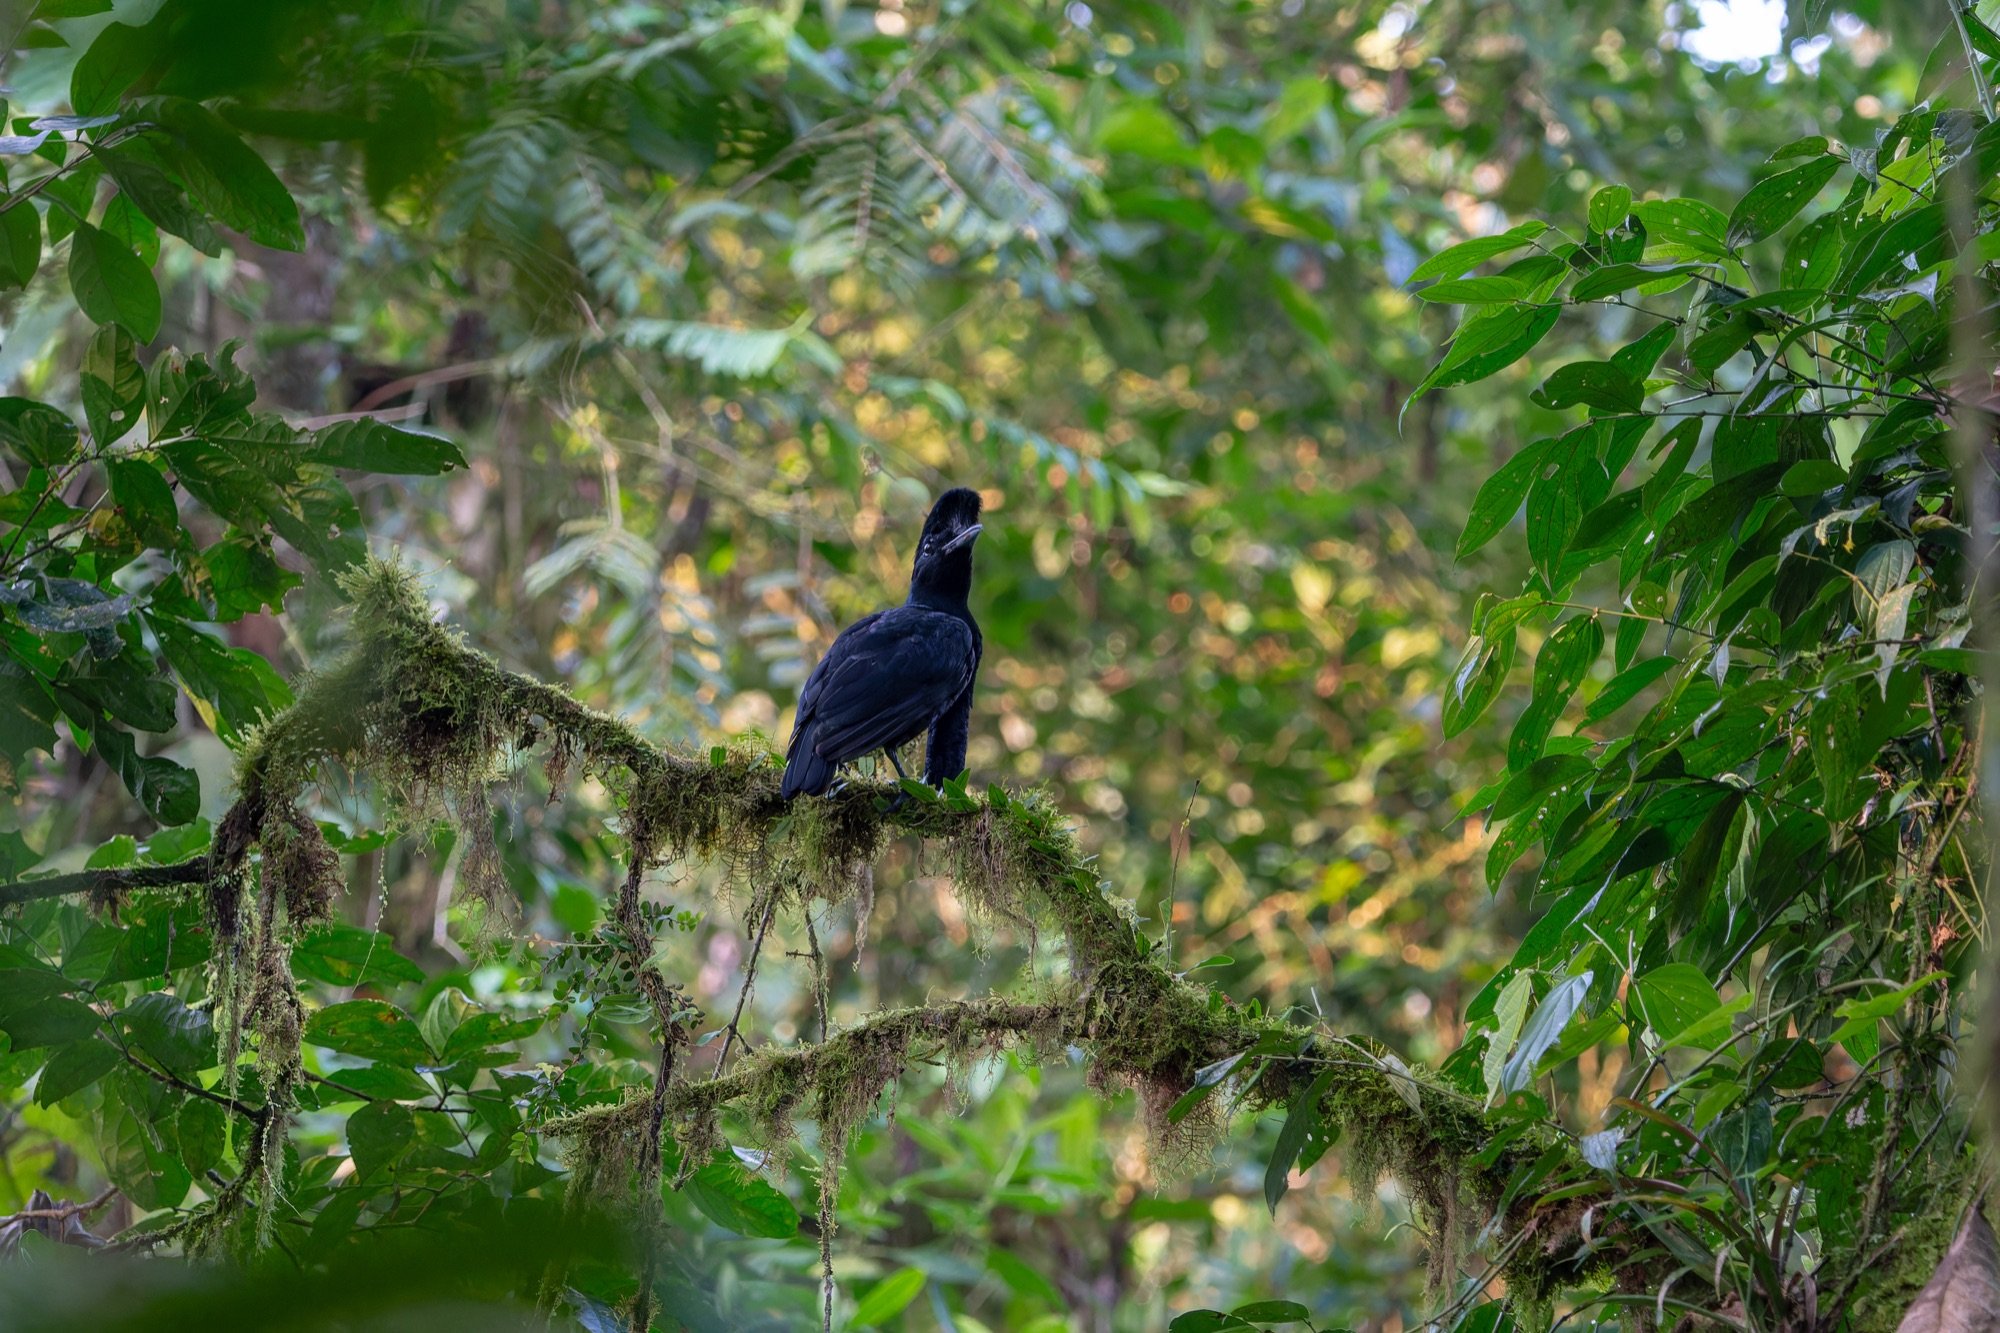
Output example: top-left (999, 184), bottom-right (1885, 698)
top-left (118, 991), bottom-right (217, 1077)
top-left (97, 1071), bottom-right (189, 1209)
top-left (1779, 459), bottom-right (1846, 497)
top-left (91, 722), bottom-right (201, 825)
top-left (1168, 1315), bottom-right (1257, 1333)
top-left (1264, 1066), bottom-right (1334, 1214)
top-left (1509, 615), bottom-right (1602, 768)
top-left (1727, 156), bottom-right (1842, 248)
top-left (1415, 275), bottom-right (1528, 304)
top-left (1830, 972), bottom-right (1947, 1047)
top-left (1631, 198), bottom-right (1731, 257)
top-left (1588, 184), bottom-right (1632, 234)
top-left (1097, 100), bottom-right (1198, 165)
top-left (308, 419), bottom-right (466, 475)
top-left (70, 18), bottom-right (154, 115)
top-left (850, 1267), bottom-right (926, 1326)
top-left (0, 398), bottom-right (80, 468)
top-left (1, 996), bottom-right (100, 1049)
top-left (1230, 1301), bottom-right (1312, 1323)
top-left (34, 1036), bottom-right (121, 1106)
top-left (441, 1009), bottom-right (544, 1062)
top-left (177, 1096), bottom-right (227, 1177)
top-left (106, 458), bottom-right (179, 546)
top-left (1583, 656), bottom-right (1677, 725)
top-left (1414, 302), bottom-right (1561, 398)
top-left (0, 202), bottom-right (41, 289)
top-left (304, 1000), bottom-right (435, 1067)
top-left (1443, 631), bottom-right (1514, 738)
top-left (1632, 963), bottom-right (1722, 1042)
top-left (67, 222), bottom-right (160, 341)
top-left (1167, 1049), bottom-right (1247, 1123)
top-left (1669, 789), bottom-right (1746, 935)
top-left (291, 926), bottom-right (425, 988)
top-left (1409, 221), bottom-right (1548, 283)
top-left (1482, 971), bottom-right (1533, 1107)
top-left (1501, 971), bottom-right (1590, 1094)
top-left (680, 1159), bottom-right (799, 1238)
top-left (1571, 262), bottom-right (1708, 302)
top-left (346, 1099), bottom-right (416, 1178)
top-left (135, 98), bottom-right (305, 251)
top-left (1534, 361), bottom-right (1643, 415)
top-left (1458, 437), bottom-right (1553, 559)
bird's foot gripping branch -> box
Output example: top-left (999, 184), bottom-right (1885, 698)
top-left (28, 559), bottom-right (1612, 1309)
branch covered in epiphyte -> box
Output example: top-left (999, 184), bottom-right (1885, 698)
top-left (29, 558), bottom-right (1624, 1300)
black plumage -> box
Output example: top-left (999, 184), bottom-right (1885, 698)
top-left (781, 488), bottom-right (985, 799)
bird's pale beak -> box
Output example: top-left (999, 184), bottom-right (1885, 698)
top-left (939, 523), bottom-right (983, 554)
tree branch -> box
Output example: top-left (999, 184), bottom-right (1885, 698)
top-left (0, 856), bottom-right (211, 908)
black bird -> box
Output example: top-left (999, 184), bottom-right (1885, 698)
top-left (781, 488), bottom-right (985, 799)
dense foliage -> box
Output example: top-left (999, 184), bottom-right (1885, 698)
top-left (0, 2), bottom-right (1990, 1331)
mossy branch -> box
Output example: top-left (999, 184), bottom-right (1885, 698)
top-left (0, 856), bottom-right (211, 908)
top-left (143, 559), bottom-right (1624, 1301)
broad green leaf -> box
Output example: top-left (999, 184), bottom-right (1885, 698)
top-left (1669, 788), bottom-right (1746, 935)
top-left (1533, 361), bottom-right (1643, 415)
top-left (0, 203), bottom-right (41, 288)
top-left (346, 1099), bottom-right (416, 1178)
top-left (1632, 964), bottom-right (1721, 1042)
top-left (1414, 302), bottom-right (1560, 398)
top-left (1168, 1315), bottom-right (1257, 1333)
top-left (177, 1095), bottom-right (228, 1177)
top-left (1508, 615), bottom-right (1602, 768)
top-left (851, 1267), bottom-right (926, 1326)
top-left (35, 1037), bottom-right (122, 1106)
top-left (1409, 221), bottom-right (1548, 283)
top-left (1830, 972), bottom-right (1947, 1047)
top-left (70, 18), bottom-right (153, 114)
top-left (1631, 198), bottom-right (1730, 257)
top-left (2, 996), bottom-right (100, 1049)
top-left (308, 419), bottom-right (466, 475)
top-left (67, 222), bottom-right (161, 341)
top-left (1726, 156), bottom-right (1841, 247)
top-left (1443, 631), bottom-right (1514, 738)
top-left (106, 458), bottom-right (180, 546)
top-left (1582, 656), bottom-right (1678, 725)
top-left (681, 1159), bottom-right (799, 1238)
top-left (1500, 972), bottom-right (1590, 1094)
top-left (96, 1071), bottom-right (189, 1209)
top-left (0, 398), bottom-right (80, 468)
top-left (1415, 275), bottom-right (1528, 304)
top-left (1588, 184), bottom-right (1632, 234)
top-left (136, 98), bottom-right (305, 251)
top-left (304, 1000), bottom-right (435, 1067)
top-left (1458, 437), bottom-right (1553, 559)
top-left (1571, 262), bottom-right (1708, 302)
top-left (442, 1009), bottom-right (545, 1062)
top-left (118, 991), bottom-right (217, 1077)
top-left (92, 722), bottom-right (201, 825)
top-left (1264, 1066), bottom-right (1334, 1214)
top-left (1231, 1301), bottom-right (1312, 1323)
top-left (291, 926), bottom-right (425, 988)
top-left (1482, 971), bottom-right (1533, 1107)
top-left (1779, 459), bottom-right (1846, 497)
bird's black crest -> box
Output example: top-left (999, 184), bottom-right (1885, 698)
top-left (920, 487), bottom-right (982, 540)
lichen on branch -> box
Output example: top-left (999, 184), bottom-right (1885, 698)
top-left (150, 558), bottom-right (1609, 1300)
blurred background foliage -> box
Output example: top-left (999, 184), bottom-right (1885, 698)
top-left (0, 0), bottom-right (1974, 1329)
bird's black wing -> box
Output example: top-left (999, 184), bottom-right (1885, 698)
top-left (791, 607), bottom-right (976, 766)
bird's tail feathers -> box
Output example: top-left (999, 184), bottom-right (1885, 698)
top-left (781, 739), bottom-right (837, 799)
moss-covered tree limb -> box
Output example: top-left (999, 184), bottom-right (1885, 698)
top-left (0, 856), bottom-right (211, 907)
top-left (130, 560), bottom-right (1629, 1303)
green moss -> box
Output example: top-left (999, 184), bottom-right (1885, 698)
top-left (193, 556), bottom-right (1620, 1303)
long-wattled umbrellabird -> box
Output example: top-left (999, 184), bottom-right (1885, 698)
top-left (780, 488), bottom-right (985, 799)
